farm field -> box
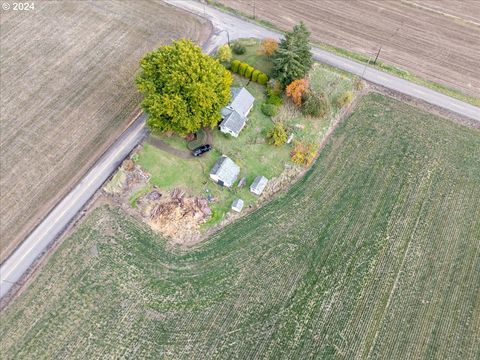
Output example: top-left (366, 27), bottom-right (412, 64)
top-left (1, 94), bottom-right (479, 358)
top-left (0, 0), bottom-right (209, 261)
top-left (218, 0), bottom-right (480, 100)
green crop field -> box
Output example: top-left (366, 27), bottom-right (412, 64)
top-left (1, 94), bottom-right (479, 359)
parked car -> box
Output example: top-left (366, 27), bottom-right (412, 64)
top-left (192, 144), bottom-right (212, 157)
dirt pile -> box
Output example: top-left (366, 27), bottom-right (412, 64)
top-left (143, 188), bottom-right (211, 245)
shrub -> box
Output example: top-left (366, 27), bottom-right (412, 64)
top-left (302, 91), bottom-right (330, 118)
top-left (232, 42), bottom-right (246, 55)
top-left (290, 141), bottom-right (317, 166)
top-left (122, 159), bottom-right (135, 171)
top-left (261, 103), bottom-right (278, 117)
top-left (267, 123), bottom-right (288, 146)
top-left (251, 69), bottom-right (261, 82)
top-left (266, 92), bottom-right (283, 106)
top-left (265, 84), bottom-right (283, 105)
top-left (238, 62), bottom-right (248, 76)
top-left (286, 79), bottom-right (309, 107)
top-left (257, 73), bottom-right (269, 85)
top-left (266, 84), bottom-right (281, 96)
top-left (336, 91), bottom-right (354, 108)
top-left (261, 38), bottom-right (279, 56)
top-left (216, 44), bottom-right (232, 63)
top-left (354, 78), bottom-right (364, 91)
top-left (231, 59), bottom-right (241, 73)
top-left (244, 66), bottom-right (255, 79)
top-left (267, 79), bottom-right (283, 93)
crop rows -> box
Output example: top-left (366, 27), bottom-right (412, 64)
top-left (1, 94), bottom-right (479, 359)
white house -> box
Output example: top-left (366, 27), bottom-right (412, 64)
top-left (220, 87), bottom-right (255, 137)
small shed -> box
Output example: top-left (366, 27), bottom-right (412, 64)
top-left (250, 176), bottom-right (268, 195)
top-left (210, 155), bottom-right (240, 188)
top-left (231, 198), bottom-right (244, 212)
top-left (237, 176), bottom-right (247, 188)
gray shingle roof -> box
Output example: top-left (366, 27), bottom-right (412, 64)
top-left (250, 176), bottom-right (268, 195)
top-left (221, 87), bottom-right (254, 118)
top-left (229, 87), bottom-right (255, 117)
top-left (220, 111), bottom-right (246, 137)
top-left (210, 156), bottom-right (240, 187)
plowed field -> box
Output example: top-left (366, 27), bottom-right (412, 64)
top-left (0, 0), bottom-right (210, 261)
top-left (219, 0), bottom-right (480, 97)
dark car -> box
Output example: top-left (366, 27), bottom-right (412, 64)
top-left (192, 144), bottom-right (212, 157)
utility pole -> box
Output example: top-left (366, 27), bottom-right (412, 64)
top-left (219, 29), bottom-right (230, 47)
top-left (253, 0), bottom-right (256, 19)
top-left (373, 25), bottom-right (401, 66)
top-left (373, 46), bottom-right (382, 66)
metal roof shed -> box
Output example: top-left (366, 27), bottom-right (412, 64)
top-left (250, 176), bottom-right (268, 195)
top-left (231, 198), bottom-right (244, 212)
top-left (209, 156), bottom-right (240, 188)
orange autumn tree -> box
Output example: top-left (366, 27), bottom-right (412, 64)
top-left (285, 79), bottom-right (309, 107)
top-left (261, 38), bottom-right (279, 56)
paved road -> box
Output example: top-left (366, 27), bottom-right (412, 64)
top-left (2, 0), bottom-right (479, 301)
top-left (0, 26), bottom-right (217, 300)
top-left (167, 0), bottom-right (480, 122)
top-left (0, 115), bottom-right (147, 299)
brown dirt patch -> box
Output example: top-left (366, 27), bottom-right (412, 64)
top-left (144, 189), bottom-right (211, 246)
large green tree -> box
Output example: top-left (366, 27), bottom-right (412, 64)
top-left (272, 22), bottom-right (313, 86)
top-left (136, 39), bottom-right (233, 135)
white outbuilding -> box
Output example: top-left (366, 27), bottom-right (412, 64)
top-left (231, 198), bottom-right (244, 212)
top-left (250, 176), bottom-right (268, 195)
top-left (209, 155), bottom-right (240, 188)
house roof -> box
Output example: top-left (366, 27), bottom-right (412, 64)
top-left (250, 176), bottom-right (268, 194)
top-left (222, 87), bottom-right (255, 118)
top-left (210, 156), bottom-right (240, 186)
top-left (220, 110), bottom-right (246, 137)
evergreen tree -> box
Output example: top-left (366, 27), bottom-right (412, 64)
top-left (272, 22), bottom-right (313, 86)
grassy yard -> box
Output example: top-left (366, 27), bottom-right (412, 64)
top-left (230, 38), bottom-right (273, 75)
top-left (2, 93), bottom-right (479, 359)
top-left (132, 40), bottom-right (355, 225)
top-left (137, 89), bottom-right (287, 223)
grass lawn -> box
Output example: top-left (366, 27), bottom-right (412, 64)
top-left (133, 40), bottom-right (355, 226)
top-left (135, 80), bottom-right (289, 224)
top-left (231, 38), bottom-right (273, 75)
top-left (136, 143), bottom-right (218, 193)
top-left (308, 63), bottom-right (355, 115)
top-left (3, 93), bottom-right (479, 359)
